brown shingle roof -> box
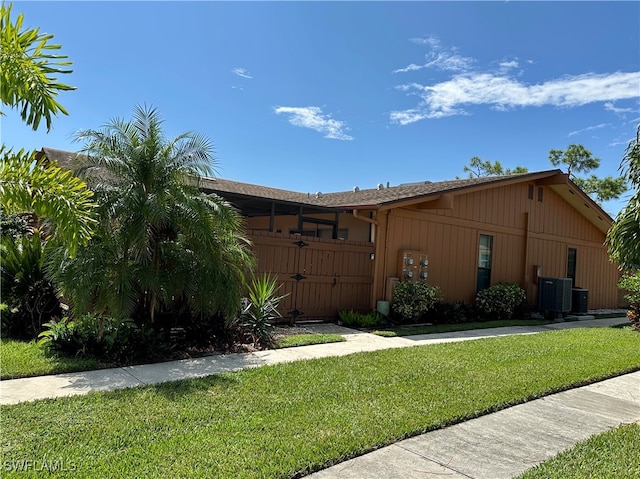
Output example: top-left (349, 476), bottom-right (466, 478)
top-left (200, 170), bottom-right (566, 209)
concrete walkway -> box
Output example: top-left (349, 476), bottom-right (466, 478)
top-left (0, 316), bottom-right (629, 405)
top-left (1, 316), bottom-right (638, 478)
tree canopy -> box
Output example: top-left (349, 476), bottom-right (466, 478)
top-left (549, 144), bottom-right (627, 204)
top-left (55, 105), bottom-right (253, 322)
top-left (462, 156), bottom-right (528, 178)
top-left (606, 126), bottom-right (640, 270)
top-left (0, 1), bottom-right (75, 131)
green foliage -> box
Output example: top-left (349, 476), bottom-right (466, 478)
top-left (0, 2), bottom-right (75, 131)
top-left (463, 156), bottom-right (528, 178)
top-left (38, 314), bottom-right (168, 362)
top-left (0, 147), bottom-right (97, 257)
top-left (238, 274), bottom-right (287, 347)
top-left (338, 310), bottom-right (382, 328)
top-left (0, 232), bottom-right (61, 339)
top-left (392, 281), bottom-right (444, 323)
top-left (0, 208), bottom-right (30, 239)
top-left (549, 143), bottom-right (627, 204)
top-left (607, 125), bottom-right (640, 269)
top-left (428, 301), bottom-right (475, 324)
top-left (475, 282), bottom-right (527, 320)
top-left (618, 272), bottom-right (640, 331)
top-left (54, 105), bottom-right (253, 324)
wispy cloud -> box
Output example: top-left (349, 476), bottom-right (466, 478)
top-left (394, 35), bottom-right (474, 74)
top-left (568, 123), bottom-right (610, 137)
top-left (604, 101), bottom-right (634, 114)
top-left (232, 67), bottom-right (253, 79)
top-left (391, 36), bottom-right (640, 125)
top-left (274, 106), bottom-right (354, 140)
top-left (391, 71), bottom-right (640, 125)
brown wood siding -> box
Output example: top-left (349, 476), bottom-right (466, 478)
top-left (248, 230), bottom-right (374, 321)
top-left (377, 182), bottom-right (620, 310)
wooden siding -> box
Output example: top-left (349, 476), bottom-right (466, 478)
top-left (376, 182), bottom-right (621, 309)
top-left (248, 230), bottom-right (374, 321)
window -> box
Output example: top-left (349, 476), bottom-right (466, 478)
top-left (477, 234), bottom-right (493, 291)
top-left (567, 248), bottom-right (577, 287)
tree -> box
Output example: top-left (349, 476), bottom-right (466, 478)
top-left (55, 105), bottom-right (254, 323)
top-left (462, 156), bottom-right (528, 178)
top-left (0, 2), bottom-right (95, 257)
top-left (606, 126), bottom-right (640, 269)
top-left (0, 1), bottom-right (75, 131)
top-left (548, 144), bottom-right (627, 203)
top-left (0, 147), bottom-right (96, 257)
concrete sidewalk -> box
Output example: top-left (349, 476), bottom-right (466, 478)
top-left (0, 316), bottom-right (628, 405)
top-left (308, 371), bottom-right (640, 479)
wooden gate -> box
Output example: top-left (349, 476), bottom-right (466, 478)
top-left (247, 230), bottom-right (374, 322)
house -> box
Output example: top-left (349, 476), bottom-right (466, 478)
top-left (41, 148), bottom-right (624, 321)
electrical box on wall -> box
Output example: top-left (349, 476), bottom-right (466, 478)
top-left (399, 250), bottom-right (429, 282)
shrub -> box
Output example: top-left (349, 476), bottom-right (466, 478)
top-left (238, 274), bottom-right (288, 348)
top-left (427, 301), bottom-right (475, 325)
top-left (0, 233), bottom-right (61, 339)
top-left (475, 283), bottom-right (527, 320)
top-left (38, 314), bottom-right (168, 363)
top-left (619, 272), bottom-right (640, 331)
top-left (338, 310), bottom-right (382, 328)
top-left (392, 281), bottom-right (444, 324)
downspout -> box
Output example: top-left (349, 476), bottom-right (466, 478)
top-left (352, 209), bottom-right (378, 225)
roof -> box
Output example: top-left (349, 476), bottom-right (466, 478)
top-left (40, 147), bottom-right (613, 232)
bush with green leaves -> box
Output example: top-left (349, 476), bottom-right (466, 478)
top-left (338, 310), bottom-right (382, 328)
top-left (237, 274), bottom-right (288, 348)
top-left (1, 232), bottom-right (61, 339)
top-left (392, 281), bottom-right (444, 323)
top-left (475, 282), bottom-right (527, 320)
top-left (38, 314), bottom-right (168, 363)
top-left (618, 272), bottom-right (640, 331)
top-left (427, 301), bottom-right (476, 325)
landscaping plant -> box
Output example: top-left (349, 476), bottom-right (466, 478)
top-left (475, 282), bottom-right (527, 321)
top-left (392, 281), bottom-right (443, 323)
top-left (338, 310), bottom-right (382, 328)
top-left (618, 271), bottom-right (640, 331)
top-left (238, 273), bottom-right (288, 347)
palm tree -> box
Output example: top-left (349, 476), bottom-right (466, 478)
top-left (607, 125), bottom-right (640, 269)
top-left (57, 105), bottom-right (253, 323)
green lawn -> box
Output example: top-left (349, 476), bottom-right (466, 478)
top-left (0, 339), bottom-right (99, 379)
top-left (274, 333), bottom-right (345, 349)
top-left (373, 318), bottom-right (552, 337)
top-left (517, 422), bottom-right (640, 479)
top-left (2, 328), bottom-right (639, 478)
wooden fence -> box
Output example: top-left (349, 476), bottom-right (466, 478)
top-left (247, 230), bottom-right (375, 322)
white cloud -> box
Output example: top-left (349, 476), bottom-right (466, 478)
top-left (604, 101), bottom-right (634, 114)
top-left (568, 123), bottom-right (610, 137)
top-left (232, 67), bottom-right (253, 79)
top-left (391, 71), bottom-right (640, 124)
top-left (499, 60), bottom-right (519, 70)
top-left (395, 35), bottom-right (473, 74)
top-left (274, 106), bottom-right (354, 140)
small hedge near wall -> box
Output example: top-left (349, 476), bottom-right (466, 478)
top-left (475, 283), bottom-right (528, 321)
top-left (392, 281), bottom-right (443, 324)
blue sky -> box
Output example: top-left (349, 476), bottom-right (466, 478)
top-left (4, 1), bottom-right (639, 216)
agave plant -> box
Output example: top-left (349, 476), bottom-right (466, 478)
top-left (238, 274), bottom-right (288, 347)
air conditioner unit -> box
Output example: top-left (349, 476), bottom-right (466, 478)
top-left (538, 277), bottom-right (572, 317)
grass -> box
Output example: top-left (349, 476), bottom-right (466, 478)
top-left (274, 333), bottom-right (345, 349)
top-left (2, 327), bottom-right (639, 478)
top-left (517, 422), bottom-right (640, 479)
top-left (0, 339), bottom-right (99, 380)
top-left (372, 318), bottom-right (552, 337)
